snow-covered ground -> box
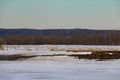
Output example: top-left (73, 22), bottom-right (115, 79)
top-left (0, 45), bottom-right (120, 55)
top-left (0, 45), bottom-right (120, 80)
top-left (0, 60), bottom-right (120, 80)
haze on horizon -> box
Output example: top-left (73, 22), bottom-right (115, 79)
top-left (0, 0), bottom-right (120, 30)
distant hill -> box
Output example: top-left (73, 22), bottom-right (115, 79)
top-left (0, 28), bottom-right (119, 37)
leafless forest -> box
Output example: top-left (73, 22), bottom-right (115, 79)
top-left (0, 31), bottom-right (119, 45)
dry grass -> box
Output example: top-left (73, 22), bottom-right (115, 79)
top-left (69, 51), bottom-right (120, 60)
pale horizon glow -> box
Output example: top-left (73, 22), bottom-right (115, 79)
top-left (0, 0), bottom-right (120, 30)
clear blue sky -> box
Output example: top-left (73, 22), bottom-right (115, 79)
top-left (0, 0), bottom-right (120, 29)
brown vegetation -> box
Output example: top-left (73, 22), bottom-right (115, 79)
top-left (0, 37), bottom-right (5, 49)
top-left (0, 31), bottom-right (119, 45)
top-left (69, 51), bottom-right (120, 60)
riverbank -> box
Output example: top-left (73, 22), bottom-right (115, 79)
top-left (0, 45), bottom-right (120, 61)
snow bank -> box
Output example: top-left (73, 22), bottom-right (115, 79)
top-left (0, 45), bottom-right (119, 55)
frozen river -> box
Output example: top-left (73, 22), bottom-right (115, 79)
top-left (0, 59), bottom-right (120, 80)
top-left (0, 45), bottom-right (120, 80)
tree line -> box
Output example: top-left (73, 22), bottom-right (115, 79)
top-left (0, 31), bottom-right (120, 45)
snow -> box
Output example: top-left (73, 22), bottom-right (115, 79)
top-left (0, 45), bottom-right (120, 55)
top-left (0, 60), bottom-right (120, 80)
top-left (0, 45), bottom-right (120, 80)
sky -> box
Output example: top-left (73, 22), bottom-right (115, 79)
top-left (0, 0), bottom-right (120, 30)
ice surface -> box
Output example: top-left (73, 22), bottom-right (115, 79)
top-left (0, 45), bottom-right (120, 80)
top-left (0, 60), bottom-right (120, 80)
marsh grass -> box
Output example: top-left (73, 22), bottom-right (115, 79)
top-left (69, 51), bottom-right (120, 60)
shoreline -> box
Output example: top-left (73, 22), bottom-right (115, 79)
top-left (0, 51), bottom-right (120, 61)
